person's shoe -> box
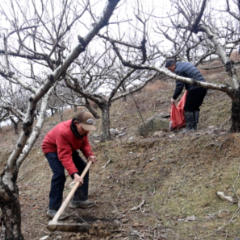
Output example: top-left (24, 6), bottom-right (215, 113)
top-left (182, 112), bottom-right (194, 132)
top-left (69, 200), bottom-right (96, 209)
top-left (46, 209), bottom-right (70, 220)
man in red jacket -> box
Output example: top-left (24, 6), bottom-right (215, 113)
top-left (42, 111), bottom-right (97, 219)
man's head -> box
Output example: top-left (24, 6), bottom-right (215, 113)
top-left (74, 111), bottom-right (96, 135)
top-left (165, 59), bottom-right (176, 72)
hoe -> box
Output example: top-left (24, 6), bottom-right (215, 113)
top-left (47, 161), bottom-right (92, 232)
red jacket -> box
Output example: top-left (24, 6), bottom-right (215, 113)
top-left (42, 120), bottom-right (94, 175)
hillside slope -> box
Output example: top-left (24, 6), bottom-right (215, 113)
top-left (1, 67), bottom-right (240, 240)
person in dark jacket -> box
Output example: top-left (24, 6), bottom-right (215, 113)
top-left (165, 59), bottom-right (207, 131)
top-left (42, 111), bottom-right (97, 219)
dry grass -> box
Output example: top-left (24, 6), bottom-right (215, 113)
top-left (1, 68), bottom-right (240, 239)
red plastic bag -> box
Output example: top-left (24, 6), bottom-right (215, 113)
top-left (169, 91), bottom-right (187, 130)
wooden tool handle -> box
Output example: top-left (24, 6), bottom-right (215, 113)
top-left (51, 161), bottom-right (92, 223)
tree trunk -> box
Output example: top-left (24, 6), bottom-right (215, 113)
top-left (13, 123), bottom-right (19, 135)
top-left (0, 175), bottom-right (24, 240)
top-left (231, 92), bottom-right (240, 132)
top-left (99, 103), bottom-right (111, 142)
top-left (10, 117), bottom-right (19, 135)
top-left (74, 105), bottom-right (77, 113)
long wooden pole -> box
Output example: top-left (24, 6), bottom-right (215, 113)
top-left (50, 161), bottom-right (92, 224)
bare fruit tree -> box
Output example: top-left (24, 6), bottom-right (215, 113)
top-left (63, 14), bottom-right (158, 141)
top-left (0, 0), bottom-right (120, 239)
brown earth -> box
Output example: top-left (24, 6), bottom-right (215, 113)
top-left (1, 63), bottom-right (240, 240)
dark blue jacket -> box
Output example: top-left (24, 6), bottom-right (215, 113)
top-left (173, 62), bottom-right (206, 100)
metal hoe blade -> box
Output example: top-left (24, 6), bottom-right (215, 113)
top-left (47, 222), bottom-right (90, 232)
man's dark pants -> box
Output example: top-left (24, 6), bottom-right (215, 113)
top-left (46, 151), bottom-right (89, 211)
top-left (184, 87), bottom-right (207, 112)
